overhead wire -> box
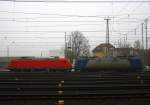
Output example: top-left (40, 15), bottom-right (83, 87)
top-left (0, 10), bottom-right (119, 18)
top-left (0, 1), bottom-right (149, 49)
top-left (0, 10), bottom-right (149, 18)
top-left (0, 19), bottom-right (139, 23)
top-left (117, 2), bottom-right (130, 15)
top-left (0, 30), bottom-right (137, 33)
top-left (0, 35), bottom-right (142, 40)
top-left (124, 15), bottom-right (150, 36)
top-left (0, 0), bottom-right (150, 3)
top-left (0, 24), bottom-right (106, 28)
top-left (115, 1), bottom-right (150, 43)
top-left (129, 1), bottom-right (144, 15)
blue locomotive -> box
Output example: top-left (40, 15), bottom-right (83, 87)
top-left (75, 56), bottom-right (143, 72)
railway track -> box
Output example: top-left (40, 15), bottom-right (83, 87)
top-left (0, 71), bottom-right (150, 105)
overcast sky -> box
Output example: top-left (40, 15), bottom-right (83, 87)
top-left (0, 0), bottom-right (150, 57)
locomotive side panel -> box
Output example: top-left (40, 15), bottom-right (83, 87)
top-left (7, 58), bottom-right (72, 72)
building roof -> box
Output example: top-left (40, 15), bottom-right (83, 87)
top-left (92, 43), bottom-right (115, 53)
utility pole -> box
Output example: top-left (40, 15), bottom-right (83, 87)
top-left (69, 35), bottom-right (72, 54)
top-left (118, 38), bottom-right (122, 48)
top-left (49, 50), bottom-right (51, 57)
top-left (134, 29), bottom-right (136, 36)
top-left (124, 37), bottom-right (126, 48)
top-left (145, 18), bottom-right (148, 50)
top-left (127, 14), bottom-right (130, 42)
top-left (6, 41), bottom-right (15, 57)
top-left (125, 34), bottom-right (127, 47)
top-left (40, 51), bottom-right (43, 57)
top-left (69, 35), bottom-right (72, 62)
top-left (70, 35), bottom-right (72, 50)
top-left (117, 39), bottom-right (120, 48)
top-left (64, 32), bottom-right (67, 58)
top-left (141, 23), bottom-right (144, 49)
top-left (141, 23), bottom-right (144, 64)
top-left (104, 18), bottom-right (111, 55)
top-left (7, 45), bottom-right (9, 57)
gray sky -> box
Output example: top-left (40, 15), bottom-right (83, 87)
top-left (0, 0), bottom-right (150, 57)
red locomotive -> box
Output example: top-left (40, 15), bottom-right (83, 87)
top-left (7, 57), bottom-right (72, 72)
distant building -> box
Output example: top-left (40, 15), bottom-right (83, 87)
top-left (92, 43), bottom-right (115, 58)
top-left (92, 43), bottom-right (141, 58)
top-left (114, 48), bottom-right (140, 57)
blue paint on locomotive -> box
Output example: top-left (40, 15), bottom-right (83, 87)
top-left (75, 57), bottom-right (89, 71)
top-left (129, 56), bottom-right (143, 71)
top-left (75, 56), bottom-right (143, 72)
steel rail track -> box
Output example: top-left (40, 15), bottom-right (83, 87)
top-left (0, 71), bottom-right (150, 102)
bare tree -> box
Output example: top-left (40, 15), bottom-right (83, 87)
top-left (66, 31), bottom-right (90, 60)
top-left (134, 40), bottom-right (141, 49)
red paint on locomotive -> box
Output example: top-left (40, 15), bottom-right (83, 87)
top-left (7, 58), bottom-right (72, 71)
